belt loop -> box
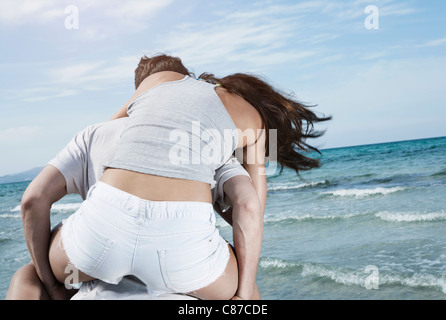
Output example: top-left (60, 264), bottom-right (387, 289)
top-left (135, 199), bottom-right (145, 226)
top-left (209, 211), bottom-right (216, 225)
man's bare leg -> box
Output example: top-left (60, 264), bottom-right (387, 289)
top-left (6, 263), bottom-right (49, 300)
top-left (6, 262), bottom-right (79, 300)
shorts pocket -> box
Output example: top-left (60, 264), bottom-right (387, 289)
top-left (91, 238), bottom-right (115, 272)
top-left (75, 236), bottom-right (115, 274)
top-left (158, 233), bottom-right (220, 293)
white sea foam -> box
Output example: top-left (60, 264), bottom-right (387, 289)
top-left (301, 264), bottom-right (364, 286)
top-left (51, 203), bottom-right (82, 211)
top-left (267, 180), bottom-right (328, 192)
top-left (299, 262), bottom-right (446, 293)
top-left (11, 202), bottom-right (81, 213)
top-left (322, 186), bottom-right (405, 198)
top-left (259, 257), bottom-right (446, 294)
top-left (302, 264), bottom-right (446, 292)
top-left (259, 258), bottom-right (295, 269)
top-left (264, 211), bottom-right (368, 224)
top-left (0, 213), bottom-right (21, 219)
top-left (375, 211), bottom-right (446, 222)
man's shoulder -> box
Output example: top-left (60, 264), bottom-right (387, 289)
top-left (90, 118), bottom-right (128, 135)
top-left (78, 118), bottom-right (128, 143)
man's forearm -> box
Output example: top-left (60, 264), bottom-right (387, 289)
top-left (245, 164), bottom-right (267, 215)
top-left (21, 165), bottom-right (68, 296)
top-left (22, 199), bottom-right (58, 290)
top-left (232, 204), bottom-right (263, 298)
top-left (224, 175), bottom-right (264, 299)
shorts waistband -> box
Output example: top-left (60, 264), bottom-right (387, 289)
top-left (89, 181), bottom-right (214, 220)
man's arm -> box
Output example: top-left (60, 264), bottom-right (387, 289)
top-left (21, 165), bottom-right (68, 299)
top-left (242, 129), bottom-right (267, 214)
top-left (224, 175), bottom-right (263, 300)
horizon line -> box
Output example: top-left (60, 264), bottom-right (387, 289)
top-left (320, 135), bottom-right (446, 151)
top-left (1, 135), bottom-right (445, 179)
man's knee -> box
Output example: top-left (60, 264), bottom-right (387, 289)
top-left (11, 263), bottom-right (37, 284)
top-left (6, 263), bottom-right (48, 300)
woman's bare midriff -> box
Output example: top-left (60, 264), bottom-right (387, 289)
top-left (100, 168), bottom-right (213, 203)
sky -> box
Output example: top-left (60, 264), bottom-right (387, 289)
top-left (0, 0), bottom-right (445, 176)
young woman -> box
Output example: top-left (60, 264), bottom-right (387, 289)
top-left (43, 55), bottom-right (330, 300)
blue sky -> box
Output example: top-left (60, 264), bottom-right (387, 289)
top-left (0, 0), bottom-right (445, 176)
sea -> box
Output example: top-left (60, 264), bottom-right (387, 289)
top-left (1, 136), bottom-right (445, 300)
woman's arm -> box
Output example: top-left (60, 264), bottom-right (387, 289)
top-left (21, 165), bottom-right (68, 299)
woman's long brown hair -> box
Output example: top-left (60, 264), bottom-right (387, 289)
top-left (198, 72), bottom-right (332, 174)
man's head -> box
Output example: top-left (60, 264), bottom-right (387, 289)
top-left (134, 54), bottom-right (192, 89)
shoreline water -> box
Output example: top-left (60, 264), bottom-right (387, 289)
top-left (1, 136), bottom-right (445, 299)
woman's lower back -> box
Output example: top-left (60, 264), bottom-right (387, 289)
top-left (101, 168), bottom-right (213, 203)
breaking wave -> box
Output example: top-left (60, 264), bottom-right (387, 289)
top-left (267, 180), bottom-right (330, 192)
top-left (375, 211), bottom-right (446, 223)
top-left (321, 186), bottom-right (406, 198)
top-left (259, 258), bottom-right (446, 294)
top-left (10, 202), bottom-right (81, 213)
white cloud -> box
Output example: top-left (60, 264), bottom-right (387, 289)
top-left (48, 61), bottom-right (106, 85)
top-left (0, 126), bottom-right (40, 143)
top-left (156, 0), bottom-right (419, 73)
top-left (157, 2), bottom-right (330, 73)
top-left (417, 38), bottom-right (446, 48)
top-left (360, 51), bottom-right (390, 60)
top-left (46, 55), bottom-right (139, 88)
top-left (103, 0), bottom-right (173, 19)
top-left (0, 54), bottom-right (140, 102)
top-left (0, 0), bottom-right (174, 37)
top-left (379, 3), bottom-right (419, 16)
top-left (0, 0), bottom-right (61, 26)
top-left (21, 89), bottom-right (78, 102)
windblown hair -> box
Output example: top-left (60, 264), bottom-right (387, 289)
top-left (198, 72), bottom-right (332, 174)
top-left (134, 54), bottom-right (192, 89)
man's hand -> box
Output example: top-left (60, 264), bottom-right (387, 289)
top-left (46, 280), bottom-right (71, 300)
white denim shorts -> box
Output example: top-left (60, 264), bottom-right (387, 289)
top-left (61, 181), bottom-right (230, 295)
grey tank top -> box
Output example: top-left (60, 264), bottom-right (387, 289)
top-left (107, 76), bottom-right (238, 188)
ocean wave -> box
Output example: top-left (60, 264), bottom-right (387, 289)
top-left (375, 211), bottom-right (446, 223)
top-left (0, 213), bottom-right (21, 219)
top-left (11, 202), bottom-right (81, 213)
top-left (51, 203), bottom-right (82, 211)
top-left (267, 180), bottom-right (329, 192)
top-left (259, 257), bottom-right (298, 269)
top-left (301, 263), bottom-right (446, 293)
top-left (263, 211), bottom-right (368, 224)
top-left (259, 258), bottom-right (446, 293)
top-left (321, 186), bottom-right (406, 198)
top-left (219, 209), bottom-right (445, 227)
top-left (264, 210), bottom-right (445, 225)
top-left (10, 205), bottom-right (20, 212)
top-left (431, 168), bottom-right (446, 177)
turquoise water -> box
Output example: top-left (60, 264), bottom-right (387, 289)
top-left (1, 136), bottom-right (445, 299)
